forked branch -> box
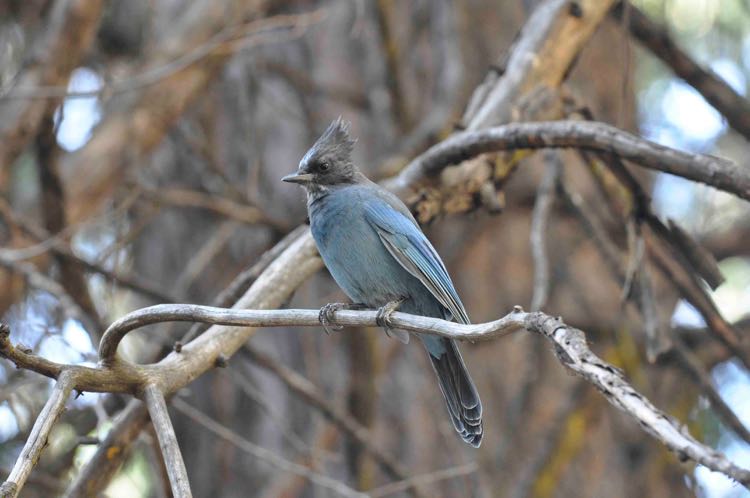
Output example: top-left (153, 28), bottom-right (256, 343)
top-left (3, 303), bottom-right (748, 495)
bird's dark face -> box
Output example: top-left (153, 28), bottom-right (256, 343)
top-left (282, 118), bottom-right (358, 192)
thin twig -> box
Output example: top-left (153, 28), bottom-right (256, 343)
top-left (62, 401), bottom-right (150, 498)
top-left (242, 346), bottom-right (420, 492)
top-left (1, 10), bottom-right (328, 101)
top-left (671, 335), bottom-right (750, 445)
top-left (171, 398), bottom-right (367, 498)
top-left (529, 151), bottom-right (561, 311)
top-left (0, 251), bottom-right (98, 335)
top-left (0, 369), bottom-right (76, 498)
top-left (178, 225), bottom-right (307, 346)
top-left (143, 385), bottom-right (192, 498)
top-left (613, 3), bottom-right (750, 140)
top-left (368, 462), bottom-right (479, 497)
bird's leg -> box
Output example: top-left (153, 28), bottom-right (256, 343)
top-left (318, 302), bottom-right (366, 335)
top-left (375, 298), bottom-right (405, 332)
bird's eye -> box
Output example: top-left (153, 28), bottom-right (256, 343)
top-left (319, 161), bottom-right (330, 172)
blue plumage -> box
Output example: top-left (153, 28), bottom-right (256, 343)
top-left (283, 118), bottom-right (483, 447)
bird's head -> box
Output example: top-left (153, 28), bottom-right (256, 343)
top-left (282, 117), bottom-right (358, 191)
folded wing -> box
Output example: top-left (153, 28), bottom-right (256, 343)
top-left (363, 200), bottom-right (470, 325)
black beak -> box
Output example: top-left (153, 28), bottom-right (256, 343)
top-left (282, 172), bottom-right (314, 184)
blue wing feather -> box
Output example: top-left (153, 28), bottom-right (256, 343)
top-left (363, 199), bottom-right (470, 325)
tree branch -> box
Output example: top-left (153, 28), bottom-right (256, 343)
top-left (0, 369), bottom-right (76, 498)
top-left (62, 401), bottom-right (150, 498)
top-left (97, 304), bottom-right (525, 365)
top-left (143, 385), bottom-right (192, 498)
top-left (529, 152), bottom-right (561, 311)
top-left (395, 120), bottom-right (750, 202)
top-left (464, 0), bottom-right (618, 129)
top-left (0, 0), bottom-right (103, 170)
top-left (6, 301), bottom-right (750, 487)
top-left (242, 346), bottom-right (422, 494)
top-left (614, 3), bottom-right (750, 141)
top-left (171, 398), bottom-right (366, 498)
top-left (63, 229), bottom-right (322, 497)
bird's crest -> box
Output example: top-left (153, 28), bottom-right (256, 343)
top-left (312, 116), bottom-right (356, 159)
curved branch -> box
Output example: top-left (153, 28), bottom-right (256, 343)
top-left (393, 121), bottom-right (750, 202)
top-left (97, 304), bottom-right (749, 487)
top-left (171, 398), bottom-right (366, 498)
top-left (97, 303), bottom-right (527, 364)
top-left (4, 302), bottom-right (750, 487)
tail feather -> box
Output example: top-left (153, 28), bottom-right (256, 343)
top-left (424, 337), bottom-right (483, 447)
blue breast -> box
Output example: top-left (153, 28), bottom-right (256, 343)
top-left (309, 186), bottom-right (444, 318)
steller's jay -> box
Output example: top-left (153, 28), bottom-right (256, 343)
top-left (282, 118), bottom-right (482, 447)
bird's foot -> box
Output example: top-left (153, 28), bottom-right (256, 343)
top-left (376, 298), bottom-right (405, 332)
top-left (318, 302), bottom-right (366, 334)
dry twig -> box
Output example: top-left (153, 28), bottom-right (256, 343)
top-left (529, 152), bottom-right (561, 311)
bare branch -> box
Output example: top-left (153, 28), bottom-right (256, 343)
top-left (0, 198), bottom-right (175, 302)
top-left (140, 186), bottom-right (286, 229)
top-left (0, 369), bottom-right (76, 498)
top-left (0, 253), bottom-right (97, 335)
top-left (560, 181), bottom-right (750, 449)
top-left (671, 335), bottom-right (750, 445)
top-left (98, 304), bottom-right (526, 364)
top-left (396, 121), bottom-right (750, 202)
top-left (143, 385), bottom-right (192, 498)
top-left (529, 152), bottom-right (561, 311)
top-left (98, 303), bottom-right (747, 487)
top-left (0, 0), bottom-right (103, 170)
top-left (5, 297), bottom-right (750, 487)
top-left (243, 346), bottom-right (421, 493)
top-left (171, 398), bottom-right (367, 498)
top-left (521, 312), bottom-right (750, 487)
top-left (614, 3), bottom-right (750, 141)
top-left (62, 401), bottom-right (150, 498)
top-left (464, 0), bottom-right (617, 129)
top-left (63, 230), bottom-right (322, 497)
top-left (368, 462), bottom-right (478, 498)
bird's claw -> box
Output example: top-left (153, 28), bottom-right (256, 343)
top-left (319, 303), bottom-right (346, 334)
top-left (318, 302), bottom-right (366, 334)
top-left (376, 298), bottom-right (405, 332)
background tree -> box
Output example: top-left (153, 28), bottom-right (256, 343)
top-left (1, 0), bottom-right (749, 497)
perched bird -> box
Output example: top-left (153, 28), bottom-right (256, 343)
top-left (282, 118), bottom-right (482, 447)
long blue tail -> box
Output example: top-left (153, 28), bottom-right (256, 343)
top-left (422, 336), bottom-right (483, 447)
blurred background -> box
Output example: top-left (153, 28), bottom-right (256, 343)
top-left (1, 0), bottom-right (749, 497)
